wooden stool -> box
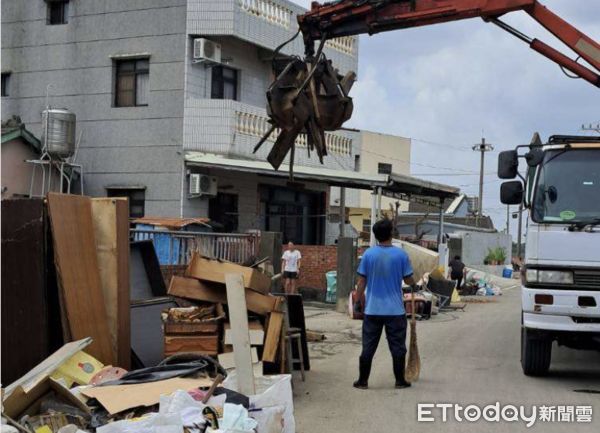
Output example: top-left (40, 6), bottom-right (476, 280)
top-left (285, 327), bottom-right (305, 382)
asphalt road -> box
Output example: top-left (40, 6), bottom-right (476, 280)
top-left (294, 286), bottom-right (600, 433)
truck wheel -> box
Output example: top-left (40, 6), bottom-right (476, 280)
top-left (521, 328), bottom-right (552, 376)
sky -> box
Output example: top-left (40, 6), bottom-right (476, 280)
top-left (290, 0), bottom-right (600, 234)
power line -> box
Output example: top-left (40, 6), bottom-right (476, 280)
top-left (410, 137), bottom-right (473, 153)
top-left (360, 148), bottom-right (481, 174)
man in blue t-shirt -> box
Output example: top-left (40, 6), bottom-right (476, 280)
top-left (353, 219), bottom-right (416, 390)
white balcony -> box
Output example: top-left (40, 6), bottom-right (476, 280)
top-left (184, 99), bottom-right (354, 170)
top-left (188, 0), bottom-right (358, 71)
top-left (237, 0), bottom-right (293, 29)
top-left (235, 110), bottom-right (353, 156)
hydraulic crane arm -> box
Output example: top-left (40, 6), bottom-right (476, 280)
top-left (298, 0), bottom-right (600, 88)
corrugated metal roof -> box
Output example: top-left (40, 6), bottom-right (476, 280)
top-left (185, 152), bottom-right (460, 200)
top-left (133, 217), bottom-right (211, 229)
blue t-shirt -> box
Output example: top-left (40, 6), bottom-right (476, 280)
top-left (357, 245), bottom-right (413, 316)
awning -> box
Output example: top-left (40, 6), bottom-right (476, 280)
top-left (185, 152), bottom-right (459, 201)
top-left (185, 152), bottom-right (388, 190)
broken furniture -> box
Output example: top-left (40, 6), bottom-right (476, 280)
top-left (162, 305), bottom-right (224, 358)
top-left (285, 328), bottom-right (305, 382)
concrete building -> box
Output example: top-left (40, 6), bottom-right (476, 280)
top-left (1, 0), bottom-right (357, 243)
top-left (337, 130), bottom-right (411, 235)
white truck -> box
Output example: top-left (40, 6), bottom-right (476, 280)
top-left (498, 134), bottom-right (600, 376)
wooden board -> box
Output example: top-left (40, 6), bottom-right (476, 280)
top-left (1, 198), bottom-right (52, 384)
top-left (186, 253), bottom-right (272, 294)
top-left (164, 321), bottom-right (219, 335)
top-left (218, 348), bottom-right (259, 370)
top-left (168, 276), bottom-right (278, 315)
top-left (225, 273), bottom-right (255, 395)
top-left (47, 193), bottom-right (114, 365)
top-left (262, 297), bottom-right (284, 364)
top-left (164, 335), bottom-right (219, 357)
top-left (91, 198), bottom-right (130, 369)
top-left (225, 321), bottom-right (264, 346)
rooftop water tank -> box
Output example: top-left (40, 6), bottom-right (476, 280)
top-left (41, 108), bottom-right (76, 158)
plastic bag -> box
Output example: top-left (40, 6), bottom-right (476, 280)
top-left (219, 403), bottom-right (257, 432)
top-left (222, 374), bottom-right (294, 433)
top-left (96, 413), bottom-right (182, 433)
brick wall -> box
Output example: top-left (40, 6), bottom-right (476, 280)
top-left (281, 245), bottom-right (337, 291)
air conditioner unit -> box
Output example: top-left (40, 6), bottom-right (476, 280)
top-left (189, 173), bottom-right (217, 197)
top-left (193, 38), bottom-right (221, 64)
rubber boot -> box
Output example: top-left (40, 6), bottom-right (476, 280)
top-left (393, 356), bottom-right (411, 389)
top-left (353, 357), bottom-right (372, 389)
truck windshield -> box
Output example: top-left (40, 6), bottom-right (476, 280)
top-left (532, 148), bottom-right (600, 223)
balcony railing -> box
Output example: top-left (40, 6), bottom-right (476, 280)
top-left (238, 0), bottom-right (292, 29)
top-left (237, 0), bottom-right (356, 56)
top-left (236, 110), bottom-right (353, 156)
top-left (325, 37), bottom-right (356, 56)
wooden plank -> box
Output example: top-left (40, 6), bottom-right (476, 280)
top-left (47, 193), bottom-right (114, 365)
top-left (262, 297), bottom-right (285, 363)
top-left (186, 253), bottom-right (272, 294)
top-left (168, 276), bottom-right (277, 315)
top-left (164, 335), bottom-right (219, 357)
top-left (164, 321), bottom-right (219, 335)
top-left (225, 273), bottom-right (255, 395)
top-left (225, 321), bottom-right (264, 346)
top-left (1, 198), bottom-right (51, 384)
top-left (91, 198), bottom-right (131, 369)
top-left (218, 348), bottom-right (259, 370)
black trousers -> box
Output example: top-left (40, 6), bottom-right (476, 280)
top-left (451, 274), bottom-right (463, 290)
top-left (360, 314), bottom-right (407, 360)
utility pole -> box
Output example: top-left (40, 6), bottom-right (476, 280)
top-left (506, 205), bottom-right (510, 234)
top-left (338, 187), bottom-right (346, 239)
top-left (472, 137), bottom-right (494, 227)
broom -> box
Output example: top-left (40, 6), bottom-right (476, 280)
top-left (405, 285), bottom-right (421, 382)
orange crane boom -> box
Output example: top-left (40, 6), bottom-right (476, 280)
top-left (298, 0), bottom-right (600, 87)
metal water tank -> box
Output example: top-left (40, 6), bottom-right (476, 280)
top-left (41, 108), bottom-right (76, 158)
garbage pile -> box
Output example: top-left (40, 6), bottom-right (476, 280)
top-left (459, 269), bottom-right (503, 297)
top-left (2, 339), bottom-right (294, 432)
top-left (2, 193), bottom-right (303, 433)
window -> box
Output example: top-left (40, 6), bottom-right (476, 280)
top-left (378, 162), bottom-right (392, 175)
top-left (362, 218), bottom-right (372, 233)
top-left (209, 193), bottom-right (239, 232)
top-left (114, 59), bottom-right (149, 107)
top-left (1, 73), bottom-right (10, 97)
top-left (106, 188), bottom-right (145, 218)
top-left (531, 149), bottom-right (600, 224)
top-left (47, 1), bottom-right (69, 25)
top-left (211, 66), bottom-right (238, 100)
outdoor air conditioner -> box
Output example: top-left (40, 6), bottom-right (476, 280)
top-left (193, 38), bottom-right (221, 64)
top-left (189, 173), bottom-right (217, 197)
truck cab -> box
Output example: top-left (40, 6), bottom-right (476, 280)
top-left (498, 134), bottom-right (600, 376)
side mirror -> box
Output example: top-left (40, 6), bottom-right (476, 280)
top-left (498, 151), bottom-right (519, 179)
top-left (500, 181), bottom-right (524, 205)
top-left (525, 148), bottom-right (544, 167)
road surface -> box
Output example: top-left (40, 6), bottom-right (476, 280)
top-left (294, 286), bottom-right (600, 432)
